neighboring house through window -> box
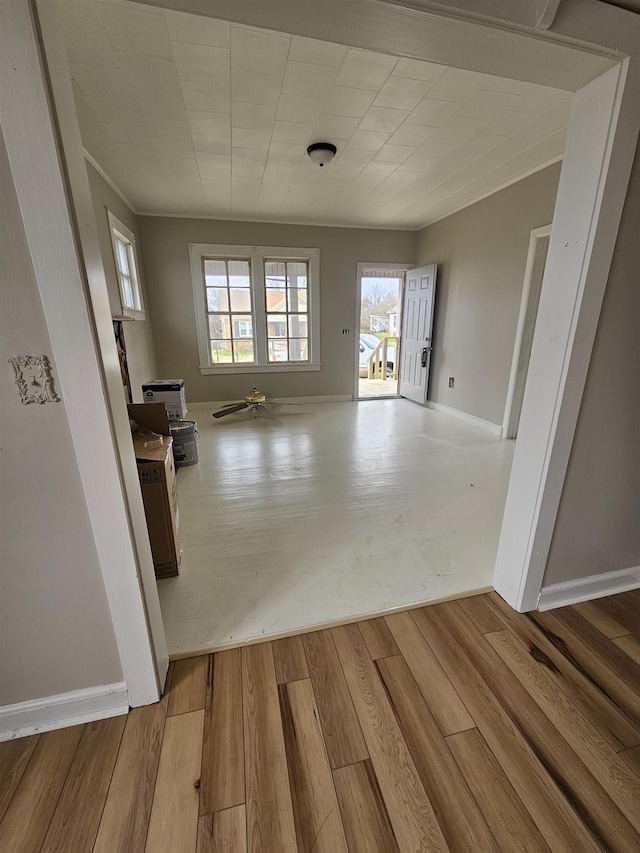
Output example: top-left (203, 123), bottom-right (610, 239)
top-left (234, 319), bottom-right (253, 338)
top-left (190, 244), bottom-right (320, 374)
top-left (107, 210), bottom-right (145, 320)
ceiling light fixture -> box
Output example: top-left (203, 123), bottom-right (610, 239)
top-left (306, 142), bottom-right (337, 167)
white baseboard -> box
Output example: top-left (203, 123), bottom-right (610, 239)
top-left (188, 394), bottom-right (352, 410)
top-left (537, 565), bottom-right (640, 611)
top-left (272, 394), bottom-right (352, 404)
top-left (425, 401), bottom-right (504, 436)
top-left (0, 682), bottom-right (129, 742)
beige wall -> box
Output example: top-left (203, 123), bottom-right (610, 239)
top-left (86, 162), bottom-right (158, 402)
top-left (137, 217), bottom-right (416, 402)
top-left (544, 139), bottom-right (640, 586)
top-left (0, 131), bottom-right (122, 707)
top-left (415, 163), bottom-right (561, 426)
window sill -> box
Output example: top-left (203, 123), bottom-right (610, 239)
top-left (121, 308), bottom-right (146, 321)
top-left (199, 363), bottom-right (321, 375)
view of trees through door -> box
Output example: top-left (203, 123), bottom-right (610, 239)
top-left (358, 270), bottom-right (404, 398)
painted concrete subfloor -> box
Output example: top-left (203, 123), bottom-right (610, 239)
top-left (158, 399), bottom-right (515, 657)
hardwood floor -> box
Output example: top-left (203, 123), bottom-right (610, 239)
top-left (1, 591), bottom-right (640, 852)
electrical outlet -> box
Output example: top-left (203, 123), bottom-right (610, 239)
top-left (449, 377), bottom-right (455, 388)
top-left (342, 328), bottom-right (351, 335)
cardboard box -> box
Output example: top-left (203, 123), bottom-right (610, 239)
top-left (142, 379), bottom-right (186, 421)
top-left (128, 401), bottom-right (171, 436)
top-left (129, 403), bottom-right (181, 579)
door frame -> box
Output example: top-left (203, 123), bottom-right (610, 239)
top-left (1, 0), bottom-right (168, 706)
top-left (8, 0), bottom-right (638, 703)
top-left (354, 262), bottom-right (412, 400)
top-left (502, 225), bottom-right (552, 439)
top-left (494, 59), bottom-right (639, 611)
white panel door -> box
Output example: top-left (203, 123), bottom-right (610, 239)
top-left (399, 264), bottom-right (437, 404)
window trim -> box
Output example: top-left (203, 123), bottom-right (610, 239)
top-left (107, 210), bottom-right (145, 320)
top-left (190, 243), bottom-right (320, 374)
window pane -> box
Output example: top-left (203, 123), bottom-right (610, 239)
top-left (266, 288), bottom-right (286, 310)
top-left (268, 339), bottom-right (288, 362)
top-left (205, 271), bottom-right (227, 287)
top-left (266, 315), bottom-right (287, 337)
top-left (287, 288), bottom-right (307, 312)
top-left (208, 315), bottom-right (227, 339)
top-left (229, 288), bottom-right (252, 311)
top-left (116, 239), bottom-right (130, 276)
top-left (211, 341), bottom-right (233, 363)
top-left (265, 261), bottom-right (286, 287)
top-left (288, 339), bottom-right (309, 361)
top-left (204, 259), bottom-right (227, 286)
top-left (228, 260), bottom-right (250, 287)
top-left (287, 262), bottom-right (307, 288)
top-left (288, 314), bottom-right (308, 338)
top-left (205, 259), bottom-right (227, 276)
top-left (120, 273), bottom-right (134, 309)
top-left (231, 314), bottom-right (253, 339)
top-left (126, 246), bottom-right (141, 310)
top-left (233, 340), bottom-right (255, 362)
top-left (206, 288), bottom-right (229, 311)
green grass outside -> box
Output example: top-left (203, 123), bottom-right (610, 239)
top-left (210, 347), bottom-right (255, 364)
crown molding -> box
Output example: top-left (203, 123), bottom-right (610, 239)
top-left (83, 150), bottom-right (138, 215)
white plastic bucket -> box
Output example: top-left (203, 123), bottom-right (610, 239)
top-left (169, 420), bottom-right (199, 467)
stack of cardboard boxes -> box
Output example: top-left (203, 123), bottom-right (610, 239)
top-left (128, 403), bottom-right (181, 578)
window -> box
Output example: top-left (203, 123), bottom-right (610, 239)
top-left (203, 258), bottom-right (254, 364)
top-left (265, 259), bottom-right (309, 363)
top-left (190, 244), bottom-right (320, 374)
top-left (107, 211), bottom-right (144, 319)
top-left (235, 320), bottom-right (253, 338)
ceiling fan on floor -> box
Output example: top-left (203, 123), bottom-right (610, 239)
top-left (212, 386), bottom-right (275, 420)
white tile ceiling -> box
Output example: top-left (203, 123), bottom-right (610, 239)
top-left (60, 0), bottom-right (571, 228)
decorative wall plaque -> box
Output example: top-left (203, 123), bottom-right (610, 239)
top-left (9, 355), bottom-right (60, 404)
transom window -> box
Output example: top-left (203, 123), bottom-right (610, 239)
top-left (190, 244), bottom-right (319, 374)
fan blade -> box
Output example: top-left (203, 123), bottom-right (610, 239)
top-left (256, 404), bottom-right (274, 419)
top-left (213, 403), bottom-right (249, 418)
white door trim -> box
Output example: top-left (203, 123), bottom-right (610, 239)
top-left (354, 262), bottom-right (412, 400)
top-left (494, 58), bottom-right (640, 611)
top-left (502, 225), bottom-right (552, 439)
top-left (34, 0), bottom-right (169, 697)
top-left (0, 0), bottom-right (164, 706)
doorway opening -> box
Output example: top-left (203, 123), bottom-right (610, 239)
top-left (356, 266), bottom-right (407, 399)
top-left (24, 0), bottom-right (637, 688)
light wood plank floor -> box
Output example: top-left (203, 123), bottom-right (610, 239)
top-left (2, 590), bottom-right (640, 852)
